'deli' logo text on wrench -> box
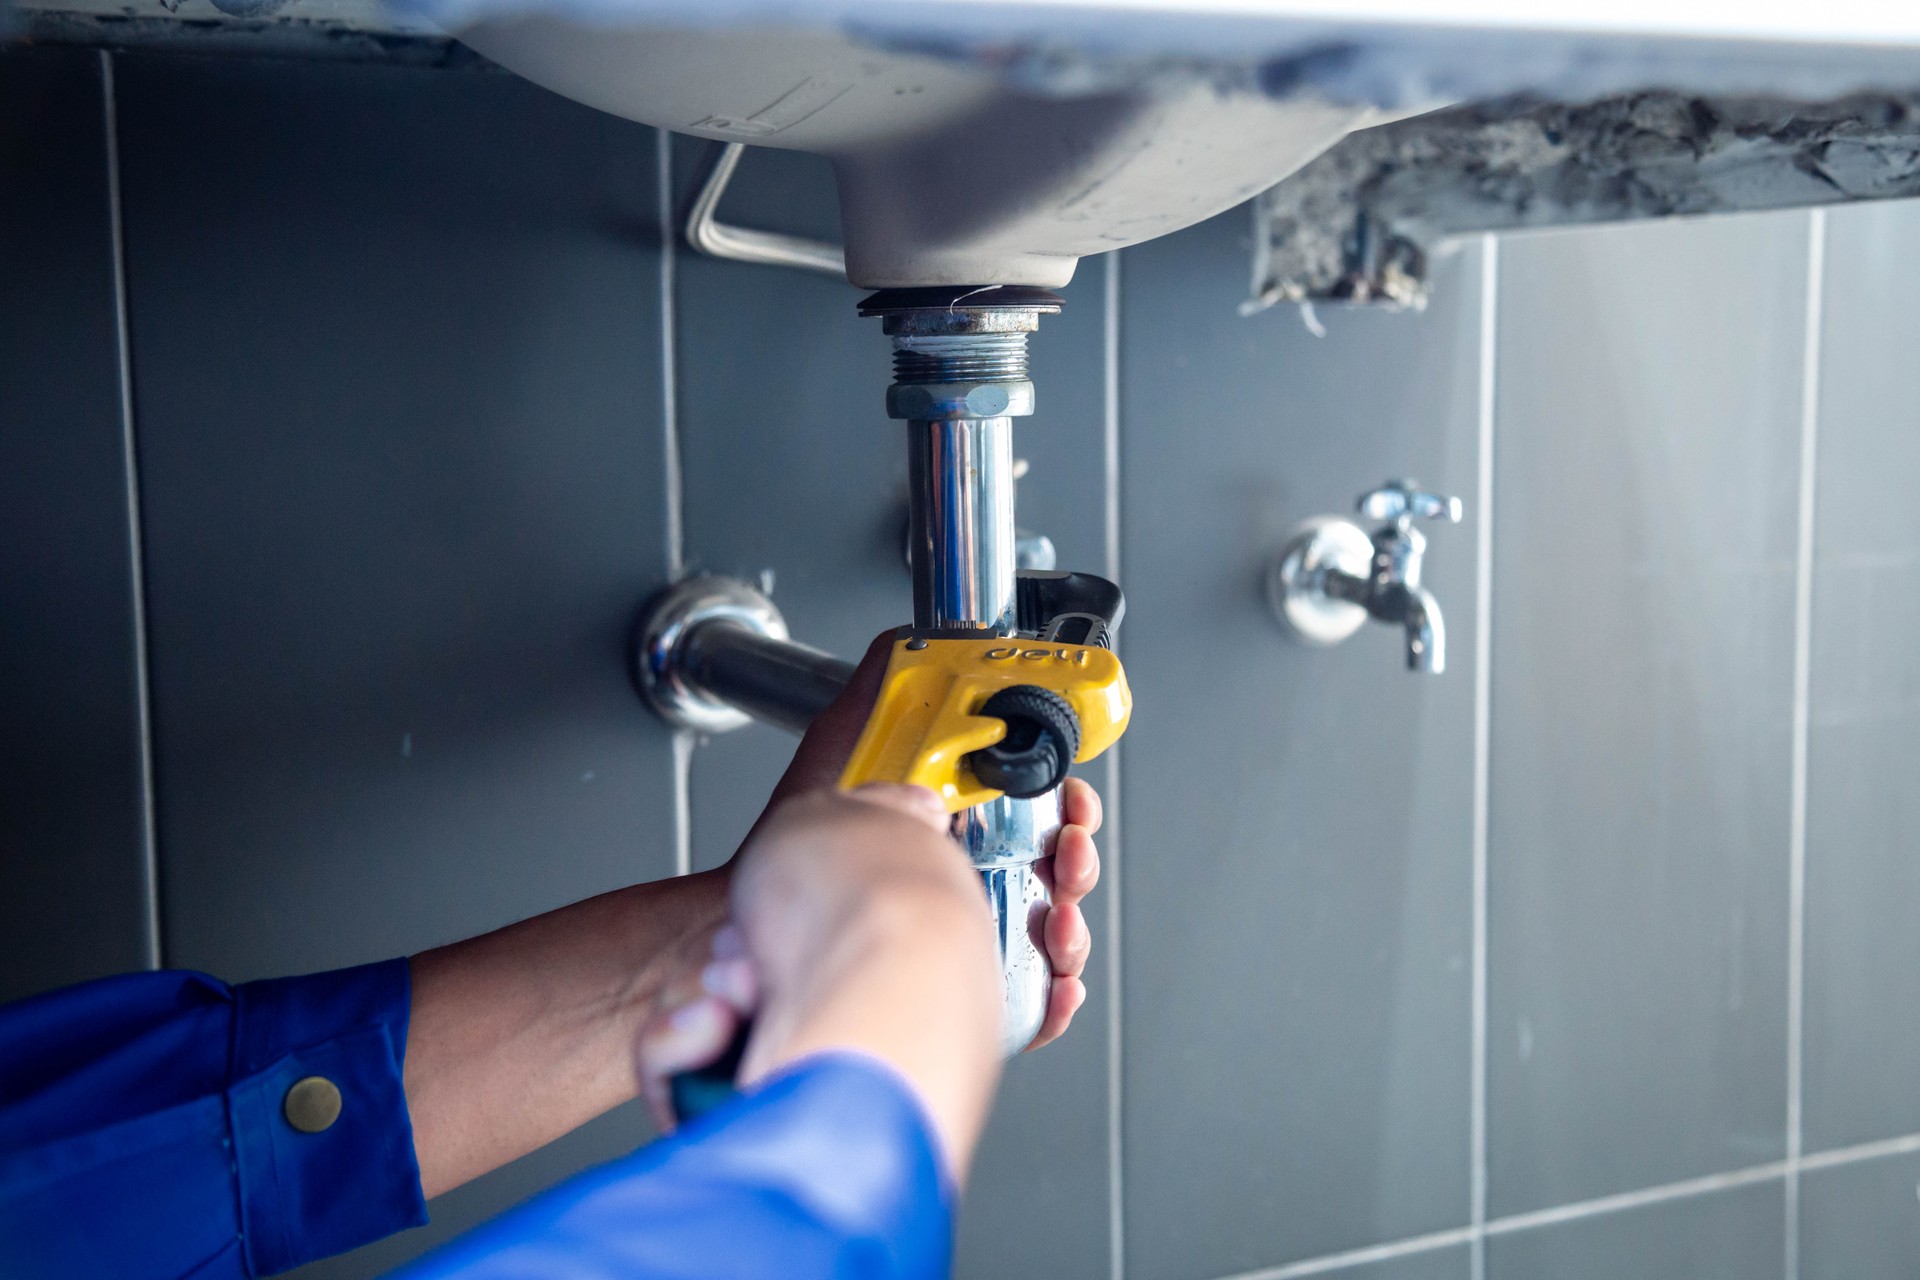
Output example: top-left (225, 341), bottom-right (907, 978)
top-left (982, 647), bottom-right (1091, 665)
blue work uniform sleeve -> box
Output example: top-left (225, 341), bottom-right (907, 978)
top-left (388, 1051), bottom-right (953, 1280)
top-left (0, 960), bottom-right (427, 1280)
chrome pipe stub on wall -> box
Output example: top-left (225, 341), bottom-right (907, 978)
top-left (634, 575), bottom-right (856, 736)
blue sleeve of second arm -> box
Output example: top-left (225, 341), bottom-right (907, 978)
top-left (388, 1051), bottom-right (954, 1280)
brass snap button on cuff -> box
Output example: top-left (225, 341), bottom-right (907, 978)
top-left (283, 1076), bottom-right (343, 1134)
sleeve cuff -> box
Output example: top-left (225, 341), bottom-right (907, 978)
top-left (227, 959), bottom-right (427, 1276)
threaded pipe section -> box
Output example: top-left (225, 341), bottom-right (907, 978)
top-left (891, 332), bottom-right (1030, 384)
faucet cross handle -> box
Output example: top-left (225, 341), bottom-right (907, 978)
top-left (1357, 480), bottom-right (1463, 531)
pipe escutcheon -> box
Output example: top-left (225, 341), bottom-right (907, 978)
top-left (633, 576), bottom-right (789, 735)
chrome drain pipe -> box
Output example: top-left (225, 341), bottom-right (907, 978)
top-left (633, 286), bottom-right (1067, 1056)
top-left (867, 286), bottom-right (1064, 1055)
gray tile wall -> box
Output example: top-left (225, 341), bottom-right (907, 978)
top-left (8, 50), bottom-right (1920, 1280)
top-left (1803, 200), bottom-right (1920, 1156)
top-left (1488, 217), bottom-right (1807, 1213)
top-left (1799, 1149), bottom-right (1920, 1279)
top-left (1119, 217), bottom-right (1480, 1278)
top-left (1485, 1182), bottom-right (1786, 1280)
top-left (0, 48), bottom-right (154, 1004)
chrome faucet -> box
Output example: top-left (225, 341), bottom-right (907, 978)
top-left (1266, 479), bottom-right (1463, 673)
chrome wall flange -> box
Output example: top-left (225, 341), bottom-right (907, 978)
top-left (1268, 516), bottom-right (1374, 646)
top-left (634, 575), bottom-right (790, 735)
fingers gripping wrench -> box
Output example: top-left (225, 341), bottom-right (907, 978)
top-left (671, 574), bottom-right (1132, 1122)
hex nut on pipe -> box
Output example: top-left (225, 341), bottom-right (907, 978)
top-left (885, 380), bottom-right (1036, 421)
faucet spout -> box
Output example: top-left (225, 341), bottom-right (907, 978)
top-left (1363, 580), bottom-right (1445, 673)
top-left (1398, 584), bottom-right (1445, 674)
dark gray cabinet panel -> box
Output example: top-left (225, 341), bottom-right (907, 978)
top-left (1488, 215), bottom-right (1807, 1214)
top-left (1800, 1150), bottom-right (1920, 1280)
top-left (0, 48), bottom-right (154, 1002)
top-left (113, 55), bottom-right (676, 1274)
top-left (671, 136), bottom-right (1119, 1279)
top-left (1803, 201), bottom-right (1920, 1152)
top-left (1119, 213), bottom-right (1481, 1279)
top-left (1486, 1182), bottom-right (1783, 1280)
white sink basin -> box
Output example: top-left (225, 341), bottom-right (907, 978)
top-left (453, 20), bottom-right (1386, 287)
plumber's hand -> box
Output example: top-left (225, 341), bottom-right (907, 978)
top-left (639, 783), bottom-right (1004, 1179)
top-left (756, 631), bottom-right (1104, 1053)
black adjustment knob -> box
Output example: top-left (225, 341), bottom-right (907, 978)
top-left (968, 685), bottom-right (1081, 799)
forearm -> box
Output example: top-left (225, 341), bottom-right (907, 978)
top-left (404, 868), bottom-right (730, 1198)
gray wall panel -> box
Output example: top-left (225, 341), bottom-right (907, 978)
top-left (1803, 201), bottom-right (1920, 1153)
top-left (1119, 213), bottom-right (1480, 1278)
top-left (113, 55), bottom-right (675, 1274)
top-left (1800, 1150), bottom-right (1920, 1280)
top-left (1352, 1249), bottom-right (1470, 1280)
top-left (671, 136), bottom-right (1119, 1279)
top-left (1289, 1246), bottom-right (1472, 1280)
top-left (0, 48), bottom-right (153, 1004)
top-left (1486, 1182), bottom-right (1783, 1280)
top-left (1488, 215), bottom-right (1807, 1214)
top-left (673, 138), bottom-right (892, 878)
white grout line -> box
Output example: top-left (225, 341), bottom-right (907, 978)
top-left (1102, 248), bottom-right (1126, 1280)
top-left (657, 128), bottom-right (685, 582)
top-left (671, 730), bottom-right (694, 878)
top-left (1784, 206), bottom-right (1826, 1280)
top-left (1469, 234), bottom-right (1499, 1280)
top-left (1485, 1158), bottom-right (1790, 1238)
top-left (101, 50), bottom-right (162, 971)
top-left (1796, 1129), bottom-right (1920, 1174)
top-left (1207, 1127), bottom-right (1920, 1280)
top-left (656, 128), bottom-right (694, 879)
top-left (1219, 1226), bottom-right (1481, 1280)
